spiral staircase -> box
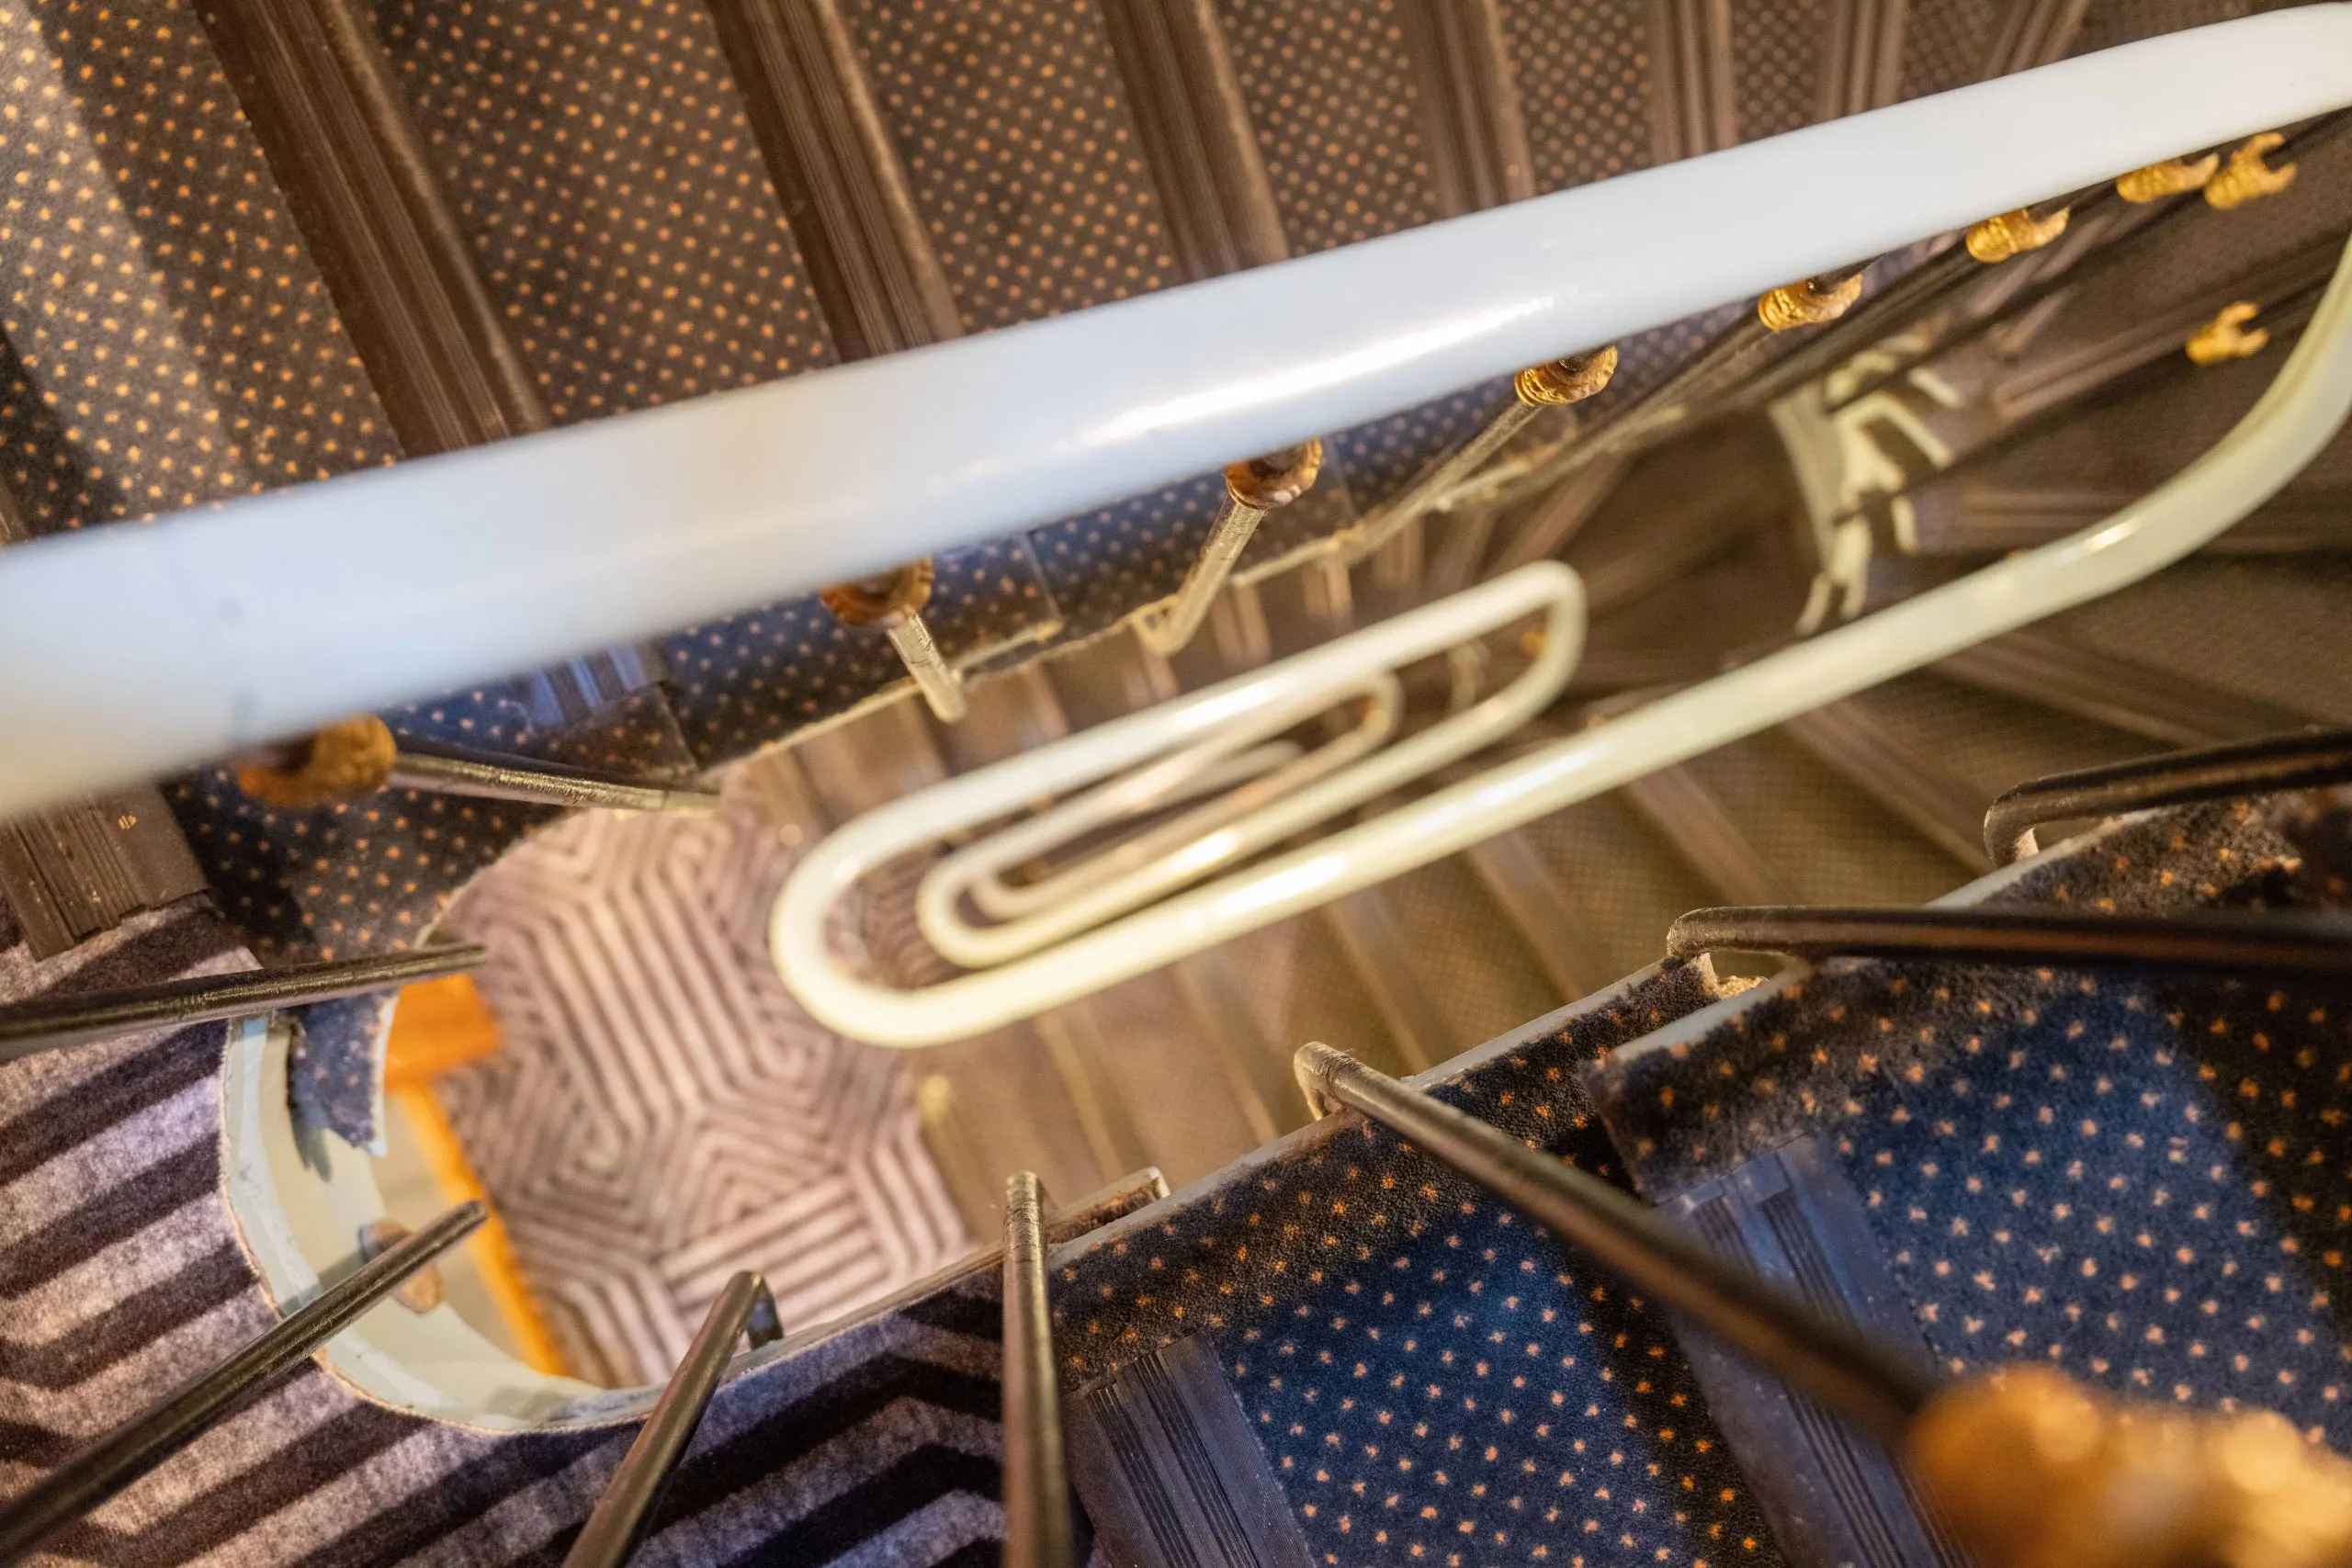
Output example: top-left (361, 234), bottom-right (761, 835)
top-left (4, 0), bottom-right (2352, 1564)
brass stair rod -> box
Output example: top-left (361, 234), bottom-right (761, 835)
top-left (1136, 442), bottom-right (1325, 654)
top-left (234, 716), bottom-right (722, 815)
top-left (0, 1202), bottom-right (485, 1567)
top-left (1295, 1042), bottom-right (2352, 1568)
top-left (1465, 260), bottom-right (1872, 525)
top-left (1826, 116), bottom-right (2351, 414)
top-left (1729, 189), bottom-right (2095, 419)
top-left (1340, 346), bottom-right (1621, 566)
top-left (1001, 1171), bottom-right (1073, 1568)
top-left (1811, 264), bottom-right (2331, 544)
top-left (560, 1271), bottom-right (767, 1568)
top-left (819, 561), bottom-right (968, 724)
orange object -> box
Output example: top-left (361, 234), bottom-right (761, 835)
top-left (385, 974), bottom-right (503, 1089)
top-left (393, 1082), bottom-right (573, 1379)
top-left (381, 974), bottom-right (571, 1378)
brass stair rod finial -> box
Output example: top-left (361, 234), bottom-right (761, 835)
top-left (1907, 1364), bottom-right (2352, 1568)
top-left (1965, 205), bottom-right (2072, 264)
top-left (1756, 270), bottom-right (1865, 331)
top-left (1339, 346), bottom-right (1613, 570)
top-left (2117, 151), bottom-right (2220, 203)
top-left (1223, 438), bottom-right (1324, 510)
top-left (234, 716), bottom-right (725, 814)
top-left (2188, 300), bottom-right (2270, 366)
top-left (817, 558), bottom-right (937, 630)
top-left (819, 558), bottom-right (969, 723)
top-left (1136, 440), bottom-right (1326, 655)
top-left (1133, 442), bottom-right (1326, 658)
top-left (2206, 130), bottom-right (2298, 209)
top-left (235, 715), bottom-right (399, 809)
top-left (1513, 344), bottom-right (1619, 407)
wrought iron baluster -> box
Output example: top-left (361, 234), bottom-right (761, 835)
top-left (1983, 727), bottom-right (2352, 864)
top-left (0, 1202), bottom-right (485, 1566)
top-left (234, 717), bottom-right (721, 815)
top-left (560, 1271), bottom-right (767, 1568)
top-left (1002, 1171), bottom-right (1073, 1568)
top-left (0, 943), bottom-right (489, 1063)
top-left (1664, 905), bottom-right (2352, 976)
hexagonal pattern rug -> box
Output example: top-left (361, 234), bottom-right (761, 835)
top-left (435, 769), bottom-right (968, 1383)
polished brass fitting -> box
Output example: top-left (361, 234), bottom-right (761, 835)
top-left (1909, 1364), bottom-right (2352, 1568)
top-left (2206, 131), bottom-right (2297, 210)
top-left (2116, 152), bottom-right (2219, 203)
top-left (819, 558), bottom-right (937, 630)
top-left (1756, 272), bottom-right (1864, 331)
top-left (358, 1219), bottom-right (446, 1313)
top-left (2186, 301), bottom-right (2268, 366)
top-left (1224, 439), bottom-right (1325, 510)
top-left (1513, 344), bottom-right (1619, 407)
top-left (235, 715), bottom-right (398, 810)
top-left (1965, 206), bottom-right (2071, 264)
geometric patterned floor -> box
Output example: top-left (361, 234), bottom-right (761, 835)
top-left (434, 762), bottom-right (969, 1384)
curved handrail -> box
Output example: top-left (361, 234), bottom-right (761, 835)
top-left (948, 672), bottom-right (1406, 928)
top-left (914, 568), bottom-right (1583, 967)
top-left (772, 230), bottom-right (2352, 1045)
top-left (772, 563), bottom-right (1580, 1028)
top-left (0, 9), bottom-right (2347, 820)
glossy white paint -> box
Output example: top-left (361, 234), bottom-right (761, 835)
top-left (1, 8), bottom-right (2348, 817)
top-left (220, 1016), bottom-right (615, 1427)
top-left (915, 564), bottom-right (1584, 966)
top-left (773, 232), bottom-right (2352, 1045)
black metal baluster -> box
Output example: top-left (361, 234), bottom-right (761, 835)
top-left (1291, 1043), bottom-right (1935, 1439)
top-left (1664, 906), bottom-right (2352, 976)
top-left (0, 943), bottom-right (488, 1062)
top-left (561, 1271), bottom-right (766, 1568)
top-left (1002, 1170), bottom-right (1073, 1568)
top-left (1982, 728), bottom-right (2352, 864)
top-left (0, 1202), bottom-right (486, 1566)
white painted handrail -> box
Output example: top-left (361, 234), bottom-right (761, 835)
top-left (772, 231), bottom-right (2352, 1045)
top-left (0, 8), bottom-right (2347, 820)
top-left (954, 674), bottom-right (1407, 924)
top-left (916, 565), bottom-right (1584, 967)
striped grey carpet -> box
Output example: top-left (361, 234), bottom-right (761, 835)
top-left (435, 768), bottom-right (970, 1383)
top-left (0, 891), bottom-right (1057, 1564)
